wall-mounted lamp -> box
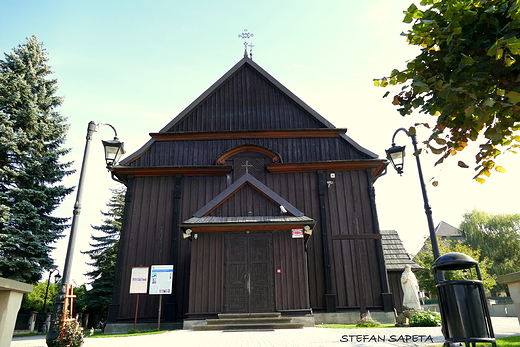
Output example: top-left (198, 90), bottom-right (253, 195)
top-left (327, 172), bottom-right (336, 188)
top-left (183, 229), bottom-right (192, 239)
top-left (304, 225), bottom-right (313, 235)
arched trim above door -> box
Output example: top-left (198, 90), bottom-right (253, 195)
top-left (216, 144), bottom-right (281, 165)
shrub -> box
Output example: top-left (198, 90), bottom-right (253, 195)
top-left (409, 311), bottom-right (441, 327)
top-left (356, 311), bottom-right (382, 328)
top-left (52, 320), bottom-right (84, 347)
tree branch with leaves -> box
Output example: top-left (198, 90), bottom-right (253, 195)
top-left (375, 0), bottom-right (520, 183)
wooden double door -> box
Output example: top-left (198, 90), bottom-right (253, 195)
top-left (224, 233), bottom-right (274, 313)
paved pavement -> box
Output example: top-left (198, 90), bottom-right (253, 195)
top-left (11, 317), bottom-right (519, 347)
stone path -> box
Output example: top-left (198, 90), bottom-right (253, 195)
top-left (11, 317), bottom-right (519, 347)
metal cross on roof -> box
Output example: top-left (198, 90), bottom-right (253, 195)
top-left (238, 29), bottom-right (254, 58)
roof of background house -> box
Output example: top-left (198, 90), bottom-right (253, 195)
top-left (435, 221), bottom-right (462, 238)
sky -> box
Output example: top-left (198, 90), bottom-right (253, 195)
top-left (2, 0), bottom-right (519, 286)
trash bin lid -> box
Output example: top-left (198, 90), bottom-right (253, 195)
top-left (432, 252), bottom-right (478, 270)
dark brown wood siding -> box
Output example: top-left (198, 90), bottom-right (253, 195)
top-left (114, 168), bottom-right (387, 320)
top-left (188, 230), bottom-right (309, 315)
top-left (188, 232), bottom-right (224, 315)
top-left (115, 176), bottom-right (176, 320)
top-left (264, 171), bottom-right (327, 309)
top-left (210, 184), bottom-right (281, 217)
top-left (388, 271), bottom-right (405, 313)
top-left (167, 64), bottom-right (327, 132)
top-left (264, 170), bottom-right (385, 311)
top-left (129, 137), bottom-right (372, 167)
top-left (273, 231), bottom-right (310, 311)
top-left (177, 176), bottom-right (228, 317)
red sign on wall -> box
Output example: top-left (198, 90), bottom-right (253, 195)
top-left (292, 229), bottom-right (304, 238)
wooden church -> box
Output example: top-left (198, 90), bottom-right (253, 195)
top-left (106, 54), bottom-right (395, 330)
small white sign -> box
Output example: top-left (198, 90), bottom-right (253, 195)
top-left (292, 229), bottom-right (304, 238)
top-left (129, 267), bottom-right (149, 294)
top-left (149, 265), bottom-right (174, 295)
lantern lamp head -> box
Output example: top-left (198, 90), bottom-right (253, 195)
top-left (102, 137), bottom-right (125, 169)
top-left (385, 144), bottom-right (406, 175)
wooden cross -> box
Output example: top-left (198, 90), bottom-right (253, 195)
top-left (242, 160), bottom-right (253, 173)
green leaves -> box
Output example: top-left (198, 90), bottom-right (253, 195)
top-left (459, 210), bottom-right (520, 292)
top-left (404, 3), bottom-right (424, 23)
top-left (82, 188), bottom-right (125, 318)
top-left (506, 90), bottom-right (520, 104)
top-left (376, 0), bottom-right (520, 182)
top-left (0, 36), bottom-right (72, 283)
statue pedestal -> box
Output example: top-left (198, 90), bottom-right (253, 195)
top-left (0, 277), bottom-right (34, 347)
top-left (498, 272), bottom-right (520, 325)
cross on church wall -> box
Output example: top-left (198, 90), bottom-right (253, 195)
top-left (241, 160), bottom-right (254, 173)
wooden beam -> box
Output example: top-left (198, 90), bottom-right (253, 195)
top-left (330, 234), bottom-right (382, 240)
top-left (112, 166), bottom-right (232, 178)
top-left (317, 170), bottom-right (337, 312)
top-left (182, 223), bottom-right (312, 233)
top-left (150, 128), bottom-right (348, 141)
top-left (111, 160), bottom-right (388, 179)
top-left (267, 160), bottom-right (387, 177)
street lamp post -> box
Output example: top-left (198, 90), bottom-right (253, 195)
top-left (38, 270), bottom-right (61, 333)
top-left (46, 121), bottom-right (124, 346)
top-left (385, 128), bottom-right (442, 264)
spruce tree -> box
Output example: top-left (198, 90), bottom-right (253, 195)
top-left (82, 187), bottom-right (125, 318)
top-left (0, 36), bottom-right (73, 283)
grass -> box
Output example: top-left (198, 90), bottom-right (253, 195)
top-left (12, 332), bottom-right (38, 338)
top-left (471, 336), bottom-right (520, 347)
top-left (429, 336), bottom-right (520, 347)
top-left (316, 323), bottom-right (396, 329)
top-left (86, 329), bottom-right (169, 338)
top-left (492, 336), bottom-right (520, 347)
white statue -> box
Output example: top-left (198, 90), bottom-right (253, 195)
top-left (401, 264), bottom-right (422, 310)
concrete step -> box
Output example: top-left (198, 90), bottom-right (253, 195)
top-left (218, 312), bottom-right (281, 319)
top-left (193, 322), bottom-right (305, 331)
top-left (206, 317), bottom-right (293, 325)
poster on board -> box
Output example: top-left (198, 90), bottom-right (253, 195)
top-left (149, 265), bottom-right (174, 295)
top-left (129, 267), bottom-right (149, 294)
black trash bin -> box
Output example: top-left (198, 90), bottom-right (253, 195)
top-left (433, 252), bottom-right (496, 347)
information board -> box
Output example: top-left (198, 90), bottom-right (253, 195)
top-left (129, 267), bottom-right (149, 294)
top-left (149, 265), bottom-right (174, 295)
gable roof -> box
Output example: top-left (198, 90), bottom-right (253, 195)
top-left (120, 57), bottom-right (377, 166)
top-left (435, 221), bottom-right (461, 238)
top-left (380, 230), bottom-right (422, 271)
top-left (193, 173), bottom-right (303, 218)
top-left (180, 173), bottom-right (315, 231)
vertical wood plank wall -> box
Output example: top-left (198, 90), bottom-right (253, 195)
top-left (115, 167), bottom-right (386, 321)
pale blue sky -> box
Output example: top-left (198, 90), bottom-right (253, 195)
top-left (2, 0), bottom-right (519, 285)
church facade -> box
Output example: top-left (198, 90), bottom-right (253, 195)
top-left (107, 56), bottom-right (394, 329)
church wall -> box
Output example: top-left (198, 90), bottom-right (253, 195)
top-left (115, 176), bottom-right (176, 320)
top-left (187, 232), bottom-right (224, 315)
top-left (273, 231), bottom-right (310, 311)
top-left (265, 171), bottom-right (327, 309)
top-left (325, 170), bottom-right (384, 309)
top-left (177, 175), bottom-right (228, 318)
top-left (130, 137), bottom-right (371, 168)
top-left (209, 184), bottom-right (281, 217)
top-left (168, 64), bottom-right (327, 133)
top-left (114, 167), bottom-right (387, 321)
top-left (388, 271), bottom-right (405, 313)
